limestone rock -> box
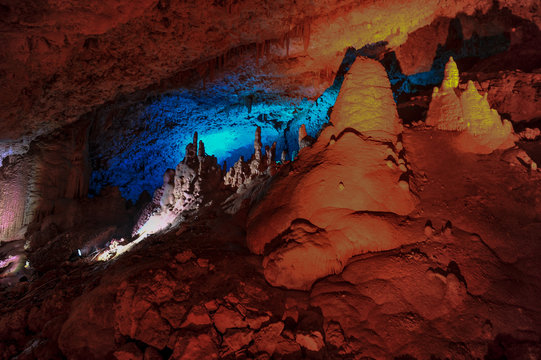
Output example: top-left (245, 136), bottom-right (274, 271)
top-left (295, 330), bottom-right (325, 352)
top-left (426, 86), bottom-right (466, 131)
top-left (441, 56), bottom-right (459, 90)
top-left (181, 305), bottom-right (212, 328)
top-left (222, 329), bottom-right (254, 353)
top-left (114, 343), bottom-right (143, 360)
top-left (475, 70), bottom-right (541, 123)
top-left (134, 134), bottom-right (222, 237)
top-left (171, 333), bottom-right (218, 360)
top-left (246, 59), bottom-right (417, 290)
top-left (224, 127), bottom-right (279, 191)
top-left (250, 322), bottom-right (285, 355)
top-left (262, 211), bottom-right (422, 290)
top-left (212, 306), bottom-right (247, 334)
top-left (298, 124), bottom-right (315, 151)
top-left (456, 81), bottom-right (516, 153)
top-left (330, 57), bottom-right (402, 141)
top-left (58, 285), bottom-right (117, 360)
top-left (143, 347), bottom-right (162, 360)
top-left (426, 58), bottom-right (517, 153)
top-left (247, 131), bottom-right (416, 256)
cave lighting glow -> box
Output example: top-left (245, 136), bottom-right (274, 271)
top-left (89, 26), bottom-right (510, 202)
top-left (89, 59), bottom-right (336, 201)
top-left (383, 26), bottom-right (510, 99)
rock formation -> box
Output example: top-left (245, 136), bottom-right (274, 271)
top-left (0, 123), bottom-right (91, 242)
top-left (0, 1), bottom-right (540, 359)
top-left (224, 127), bottom-right (278, 191)
top-left (426, 57), bottom-right (517, 153)
top-left (425, 57), bottom-right (467, 131)
top-left (330, 58), bottom-right (403, 141)
top-left (473, 70), bottom-right (541, 123)
top-left (298, 124), bottom-right (315, 150)
top-left (246, 58), bottom-right (418, 290)
top-left (134, 134), bottom-right (222, 238)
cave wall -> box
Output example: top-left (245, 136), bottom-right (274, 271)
top-left (1, 0), bottom-right (539, 144)
top-left (0, 122), bottom-right (90, 241)
top-left (1, 0), bottom-right (539, 240)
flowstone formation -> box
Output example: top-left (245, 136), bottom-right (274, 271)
top-left (426, 57), bottom-right (517, 153)
top-left (246, 58), bottom-right (420, 290)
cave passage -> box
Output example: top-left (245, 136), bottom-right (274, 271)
top-left (88, 11), bottom-right (518, 202)
top-left (88, 59), bottom-right (341, 201)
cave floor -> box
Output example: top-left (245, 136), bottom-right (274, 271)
top-left (1, 126), bottom-right (541, 360)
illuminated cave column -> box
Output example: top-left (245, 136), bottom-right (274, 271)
top-left (462, 81), bottom-right (508, 136)
top-left (441, 56), bottom-right (459, 90)
top-left (329, 57), bottom-right (402, 142)
top-left (457, 81), bottom-right (516, 152)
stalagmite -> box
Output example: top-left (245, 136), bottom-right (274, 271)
top-left (426, 58), bottom-right (516, 153)
top-left (441, 56), bottom-right (459, 90)
top-left (254, 126), bottom-right (262, 162)
top-left (303, 20), bottom-right (311, 51)
top-left (425, 86), bottom-right (465, 131)
top-left (298, 124), bottom-right (315, 150)
top-left (223, 128), bottom-right (279, 190)
top-left (269, 142), bottom-right (276, 165)
top-left (247, 58), bottom-right (417, 290)
top-left (198, 140), bottom-right (205, 158)
top-left (298, 124), bottom-right (308, 144)
top-left (136, 133), bottom-right (221, 237)
top-left (329, 57), bottom-right (402, 141)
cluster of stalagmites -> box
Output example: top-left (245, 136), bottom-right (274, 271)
top-left (223, 127), bottom-right (279, 190)
top-left (137, 119), bottom-right (313, 237)
top-left (426, 57), bottom-right (517, 153)
top-left (134, 133), bottom-right (222, 237)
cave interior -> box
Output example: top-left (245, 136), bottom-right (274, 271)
top-left (0, 0), bottom-right (541, 359)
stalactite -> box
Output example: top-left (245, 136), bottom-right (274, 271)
top-left (303, 20), bottom-right (311, 51)
top-left (246, 95), bottom-right (253, 113)
top-left (256, 42), bottom-right (261, 65)
top-left (278, 35), bottom-right (285, 49)
top-left (265, 40), bottom-right (271, 57)
top-left (285, 34), bottom-right (290, 57)
top-left (209, 58), bottom-right (215, 81)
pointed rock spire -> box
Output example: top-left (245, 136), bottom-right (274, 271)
top-left (441, 56), bottom-right (459, 90)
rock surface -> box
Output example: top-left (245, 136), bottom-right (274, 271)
top-left (1, 0), bottom-right (538, 146)
top-left (427, 57), bottom-right (517, 153)
top-left (246, 58), bottom-right (417, 289)
top-left (1, 122), bottom-right (540, 359)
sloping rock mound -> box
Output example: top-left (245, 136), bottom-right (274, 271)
top-left (246, 129), bottom-right (415, 256)
top-left (247, 58), bottom-right (417, 289)
top-left (263, 210), bottom-right (424, 290)
top-left (426, 57), bottom-right (466, 131)
top-left (310, 226), bottom-right (541, 359)
top-left (456, 81), bottom-right (517, 153)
